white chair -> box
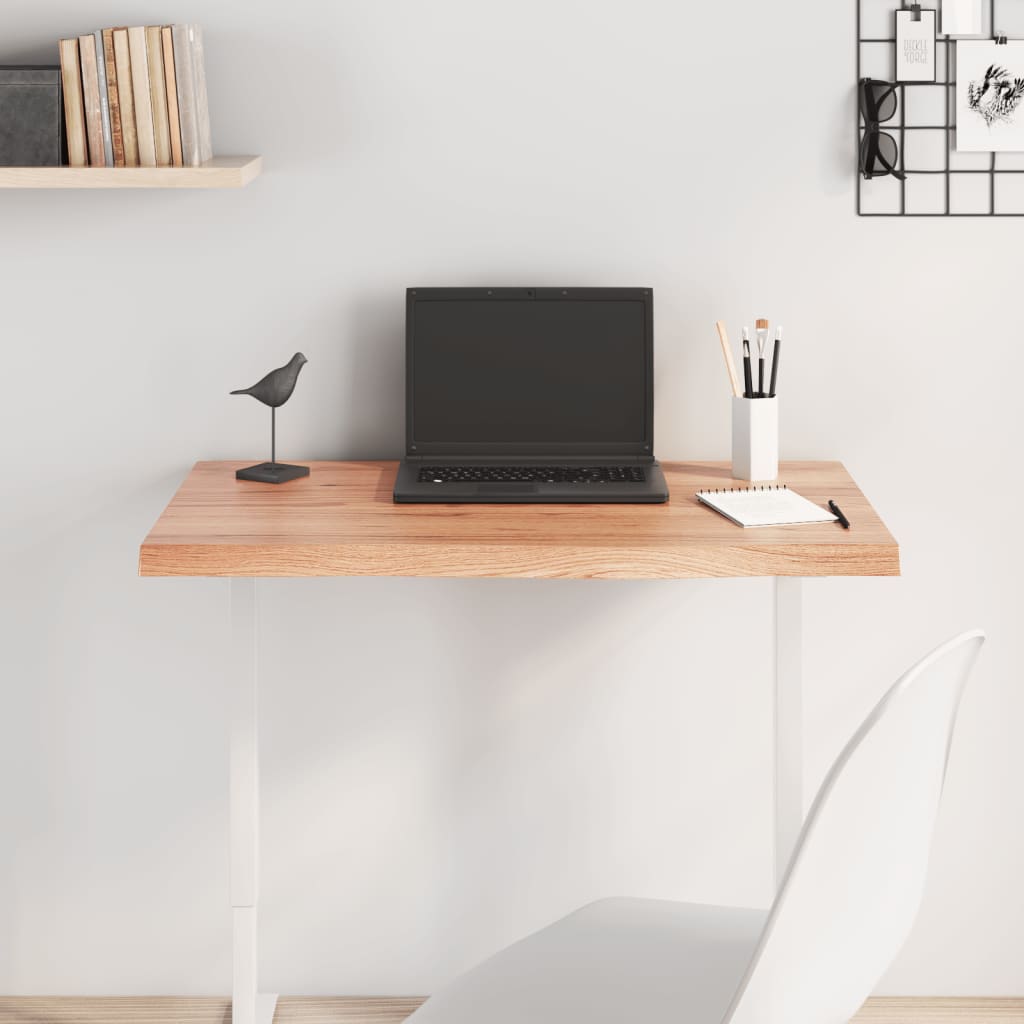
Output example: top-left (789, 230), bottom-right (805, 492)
top-left (408, 630), bottom-right (985, 1024)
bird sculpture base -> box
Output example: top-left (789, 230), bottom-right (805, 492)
top-left (236, 462), bottom-right (310, 484)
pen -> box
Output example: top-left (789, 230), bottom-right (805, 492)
top-left (828, 500), bottom-right (850, 529)
top-left (742, 328), bottom-right (754, 399)
top-left (768, 325), bottom-right (782, 398)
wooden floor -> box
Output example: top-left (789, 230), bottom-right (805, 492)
top-left (0, 997), bottom-right (1021, 1024)
top-left (859, 1001), bottom-right (1024, 1024)
top-left (0, 1000), bottom-right (417, 1024)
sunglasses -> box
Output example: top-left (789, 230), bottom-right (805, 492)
top-left (859, 78), bottom-right (907, 181)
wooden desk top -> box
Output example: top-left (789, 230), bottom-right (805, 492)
top-left (139, 461), bottom-right (899, 579)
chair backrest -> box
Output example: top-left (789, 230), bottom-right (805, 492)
top-left (723, 630), bottom-right (985, 1024)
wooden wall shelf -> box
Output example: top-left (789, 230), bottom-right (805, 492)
top-left (0, 155), bottom-right (261, 189)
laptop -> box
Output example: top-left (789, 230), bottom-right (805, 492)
top-left (393, 287), bottom-right (669, 504)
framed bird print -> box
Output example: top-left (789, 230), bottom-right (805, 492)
top-left (956, 41), bottom-right (1024, 151)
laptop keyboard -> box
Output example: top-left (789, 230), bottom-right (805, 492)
top-left (418, 465), bottom-right (646, 484)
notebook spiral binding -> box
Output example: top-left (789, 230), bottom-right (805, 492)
top-left (699, 484), bottom-right (789, 494)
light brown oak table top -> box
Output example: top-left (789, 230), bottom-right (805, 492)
top-left (139, 461), bottom-right (900, 579)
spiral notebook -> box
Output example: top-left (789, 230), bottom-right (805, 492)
top-left (695, 484), bottom-right (838, 528)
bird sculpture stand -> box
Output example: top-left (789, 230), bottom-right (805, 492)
top-left (231, 352), bottom-right (310, 484)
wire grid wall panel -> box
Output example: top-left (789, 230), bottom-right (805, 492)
top-left (857, 0), bottom-right (1024, 215)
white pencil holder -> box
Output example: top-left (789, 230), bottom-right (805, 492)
top-left (732, 397), bottom-right (779, 482)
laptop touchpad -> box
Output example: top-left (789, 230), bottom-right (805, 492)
top-left (475, 484), bottom-right (539, 494)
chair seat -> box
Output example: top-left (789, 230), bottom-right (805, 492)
top-left (408, 898), bottom-right (768, 1024)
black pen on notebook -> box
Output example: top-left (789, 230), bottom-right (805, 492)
top-left (741, 328), bottom-right (754, 399)
top-left (828, 500), bottom-right (850, 529)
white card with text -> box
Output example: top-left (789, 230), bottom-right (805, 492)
top-left (896, 10), bottom-right (937, 82)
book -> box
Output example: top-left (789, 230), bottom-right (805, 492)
top-left (112, 29), bottom-right (139, 166)
top-left (127, 26), bottom-right (156, 167)
top-left (695, 485), bottom-right (838, 529)
top-left (0, 67), bottom-right (63, 166)
top-left (101, 29), bottom-right (125, 166)
top-left (58, 39), bottom-right (88, 166)
top-left (78, 33), bottom-right (104, 166)
top-left (92, 31), bottom-right (114, 166)
top-left (171, 24), bottom-right (199, 166)
top-left (190, 24), bottom-right (213, 164)
top-left (145, 26), bottom-right (172, 166)
top-left (162, 26), bottom-right (183, 167)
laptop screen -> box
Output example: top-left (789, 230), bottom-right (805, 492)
top-left (407, 289), bottom-right (652, 455)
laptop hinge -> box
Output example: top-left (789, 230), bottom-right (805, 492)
top-left (405, 453), bottom-right (652, 463)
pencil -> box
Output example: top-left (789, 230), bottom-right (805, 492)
top-left (715, 321), bottom-right (742, 397)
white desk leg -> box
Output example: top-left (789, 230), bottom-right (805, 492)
top-left (230, 578), bottom-right (278, 1024)
top-left (774, 577), bottom-right (803, 890)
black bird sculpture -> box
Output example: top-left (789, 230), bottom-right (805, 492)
top-left (230, 352), bottom-right (310, 484)
top-left (231, 351), bottom-right (308, 407)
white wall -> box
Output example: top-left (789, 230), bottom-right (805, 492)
top-left (2, 0), bottom-right (1022, 999)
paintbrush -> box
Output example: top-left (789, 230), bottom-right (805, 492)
top-left (755, 318), bottom-right (770, 397)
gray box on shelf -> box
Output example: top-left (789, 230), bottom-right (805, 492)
top-left (0, 66), bottom-right (64, 166)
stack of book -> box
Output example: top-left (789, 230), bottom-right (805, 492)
top-left (58, 25), bottom-right (212, 169)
